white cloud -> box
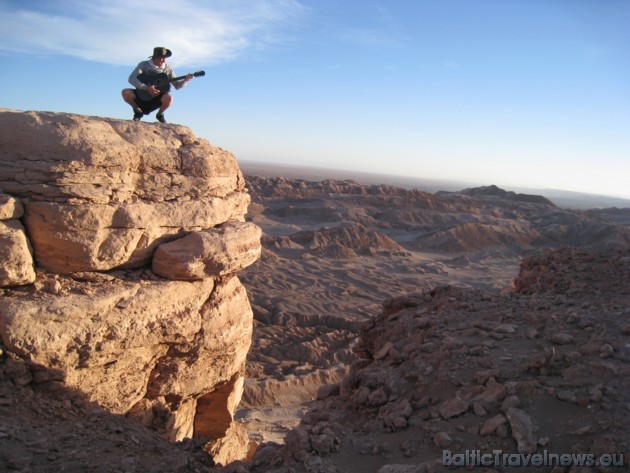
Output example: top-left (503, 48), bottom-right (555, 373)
top-left (0, 0), bottom-right (305, 66)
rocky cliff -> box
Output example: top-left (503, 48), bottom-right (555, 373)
top-left (0, 109), bottom-right (261, 465)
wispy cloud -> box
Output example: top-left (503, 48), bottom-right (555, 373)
top-left (0, 0), bottom-right (305, 66)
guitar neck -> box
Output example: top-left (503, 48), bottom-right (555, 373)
top-left (167, 74), bottom-right (189, 84)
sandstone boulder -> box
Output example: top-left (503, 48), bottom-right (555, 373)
top-left (0, 109), bottom-right (250, 273)
top-left (0, 275), bottom-right (252, 440)
top-left (24, 194), bottom-right (249, 273)
top-left (152, 221), bottom-right (262, 280)
top-left (0, 193), bottom-right (24, 219)
top-left (0, 109), bottom-right (242, 203)
top-left (0, 191), bottom-right (34, 287)
top-left (0, 219), bottom-right (36, 286)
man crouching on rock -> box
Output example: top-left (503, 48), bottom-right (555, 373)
top-left (122, 46), bottom-right (192, 124)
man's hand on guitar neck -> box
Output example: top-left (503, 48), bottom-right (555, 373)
top-left (176, 74), bottom-right (194, 89)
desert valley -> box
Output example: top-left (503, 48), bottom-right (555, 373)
top-left (0, 110), bottom-right (629, 473)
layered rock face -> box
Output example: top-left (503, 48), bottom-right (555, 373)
top-left (0, 109), bottom-right (261, 464)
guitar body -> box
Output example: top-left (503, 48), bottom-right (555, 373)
top-left (136, 72), bottom-right (171, 101)
top-left (135, 70), bottom-right (205, 102)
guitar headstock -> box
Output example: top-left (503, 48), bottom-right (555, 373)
top-left (194, 71), bottom-right (206, 77)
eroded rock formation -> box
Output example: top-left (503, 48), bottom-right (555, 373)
top-left (0, 108), bottom-right (261, 465)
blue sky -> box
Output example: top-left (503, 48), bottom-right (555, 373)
top-left (1, 0), bottom-right (629, 198)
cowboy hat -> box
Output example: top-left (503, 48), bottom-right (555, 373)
top-left (151, 47), bottom-right (172, 59)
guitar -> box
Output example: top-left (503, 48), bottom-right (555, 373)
top-left (136, 70), bottom-right (205, 101)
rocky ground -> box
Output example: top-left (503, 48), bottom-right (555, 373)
top-left (240, 246), bottom-right (630, 473)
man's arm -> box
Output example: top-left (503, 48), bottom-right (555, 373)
top-left (166, 65), bottom-right (192, 90)
top-left (128, 62), bottom-right (149, 90)
top-left (173, 74), bottom-right (193, 90)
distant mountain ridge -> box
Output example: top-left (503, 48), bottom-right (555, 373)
top-left (239, 161), bottom-right (630, 210)
top-left (439, 184), bottom-right (556, 206)
top-left (245, 174), bottom-right (630, 258)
